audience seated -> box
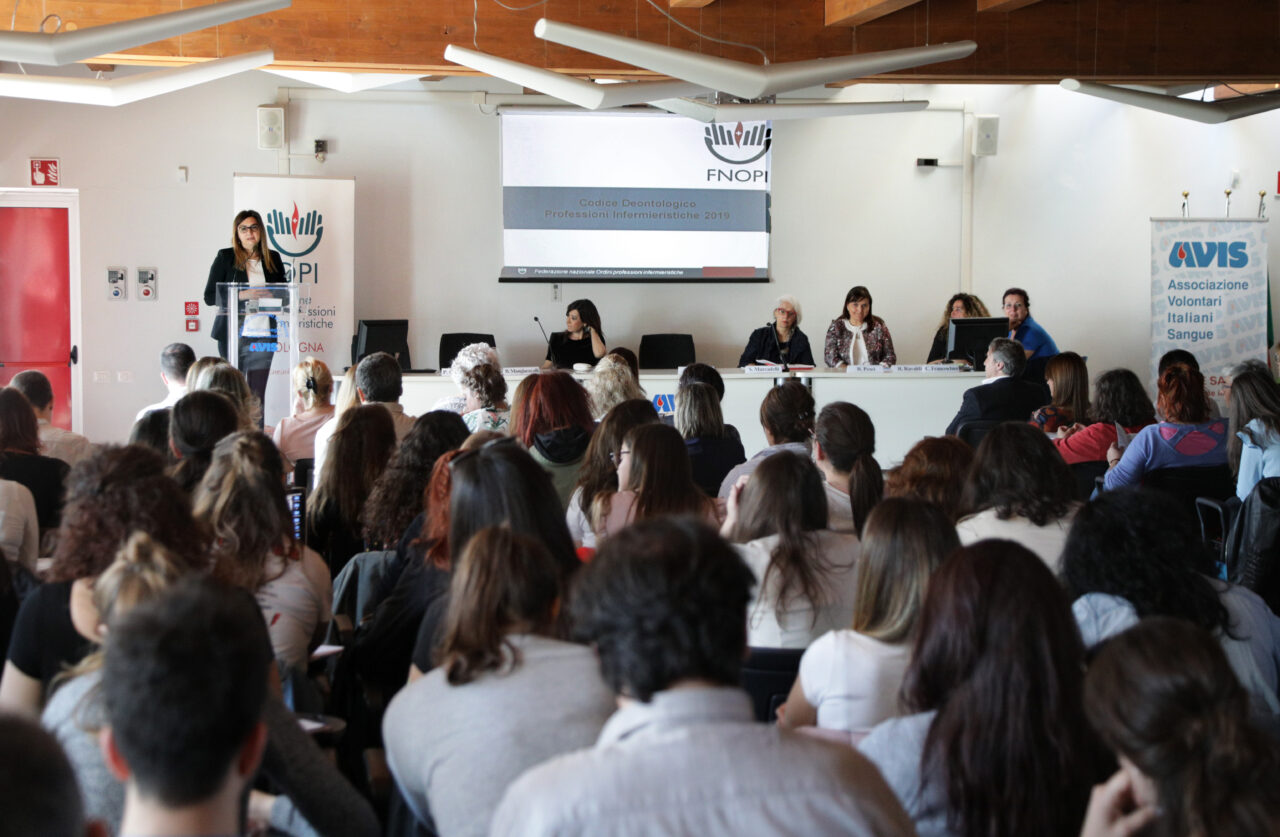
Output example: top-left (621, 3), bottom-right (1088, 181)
top-left (723, 451), bottom-right (860, 648)
top-left (1052, 368), bottom-right (1155, 465)
top-left (0, 713), bottom-right (99, 837)
top-left (584, 353), bottom-right (645, 420)
top-left (1227, 359), bottom-right (1280, 501)
top-left (884, 435), bottom-right (973, 521)
top-left (434, 342), bottom-right (501, 414)
top-left (674, 362), bottom-right (741, 442)
top-left (565, 399), bottom-right (659, 549)
top-left (167, 390), bottom-right (240, 495)
top-left (718, 380), bottom-right (815, 499)
top-left (272, 356), bottom-right (335, 464)
top-left (197, 432), bottom-right (332, 674)
top-left (859, 540), bottom-right (1109, 837)
top-left (0, 478), bottom-right (39, 573)
top-left (1029, 351), bottom-right (1089, 432)
top-left (780, 498), bottom-right (957, 738)
top-left (675, 381), bottom-right (745, 498)
top-left (313, 352), bottom-right (417, 477)
top-left (384, 527), bottom-right (615, 836)
top-left (510, 371), bottom-right (595, 509)
top-left (0, 445), bottom-right (204, 714)
top-left (135, 341), bottom-right (194, 422)
top-left (306, 404), bottom-right (397, 578)
top-left (491, 518), bottom-right (914, 836)
top-left (459, 362), bottom-right (511, 433)
top-left (126, 407), bottom-right (172, 462)
top-left (1082, 617), bottom-right (1280, 836)
top-left (1061, 488), bottom-right (1280, 716)
top-left (956, 422), bottom-right (1078, 571)
top-left (813, 402), bottom-right (882, 534)
top-left (10, 370), bottom-right (94, 467)
top-left (191, 362), bottom-right (261, 431)
top-left (944, 337), bottom-right (1049, 436)
top-left (0, 387), bottom-right (71, 532)
top-left (591, 423), bottom-right (719, 540)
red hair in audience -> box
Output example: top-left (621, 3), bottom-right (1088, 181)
top-left (419, 449), bottom-right (463, 570)
top-left (510, 371), bottom-right (595, 448)
top-left (1157, 362), bottom-right (1212, 424)
top-left (884, 436), bottom-right (973, 521)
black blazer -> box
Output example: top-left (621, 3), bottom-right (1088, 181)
top-left (737, 325), bottom-right (815, 367)
top-left (945, 376), bottom-right (1050, 436)
top-left (204, 247), bottom-right (287, 345)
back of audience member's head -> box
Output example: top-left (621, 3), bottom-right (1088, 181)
top-left (310, 403), bottom-right (397, 530)
top-left (363, 411), bottom-right (469, 548)
top-left (419, 450), bottom-right (464, 570)
top-left (570, 518), bottom-right (754, 702)
top-left (1060, 488), bottom-right (1230, 637)
top-left (586, 354), bottom-right (645, 418)
top-left (759, 380), bottom-right (815, 445)
top-left (292, 356), bottom-right (334, 410)
top-left (356, 351), bottom-right (403, 403)
top-left (678, 362), bottom-right (726, 402)
top-left (607, 347), bottom-right (639, 379)
top-left (435, 527), bottom-right (562, 686)
top-left (168, 390), bottom-right (241, 494)
top-left (1157, 362), bottom-right (1212, 424)
top-left (334, 365), bottom-right (360, 416)
top-left (1158, 348), bottom-right (1200, 376)
top-left (961, 422), bottom-right (1074, 525)
top-left (730, 451), bottom-right (829, 620)
top-left (615, 423), bottom-right (708, 522)
top-left (510, 370), bottom-right (594, 447)
top-left (675, 381), bottom-right (724, 440)
top-left (448, 343), bottom-right (501, 389)
top-left (460, 362), bottom-right (508, 411)
top-left (1084, 617), bottom-right (1280, 837)
top-left (853, 498), bottom-right (957, 644)
top-left (986, 337), bottom-right (1026, 377)
top-left (51, 445), bottom-right (205, 584)
top-left (196, 432), bottom-right (294, 591)
top-left (904, 539), bottom-right (1104, 837)
top-left (192, 363), bottom-right (258, 430)
top-left (159, 342), bottom-right (196, 386)
top-left (0, 387), bottom-right (40, 455)
top-left (815, 401), bottom-right (882, 535)
top-left (449, 439), bottom-right (577, 573)
top-left (885, 436), bottom-right (974, 521)
top-left (128, 408), bottom-right (172, 461)
top-left (1089, 368), bottom-right (1155, 427)
top-left (0, 714), bottom-right (90, 837)
top-left (1045, 351), bottom-right (1090, 418)
top-left (101, 578), bottom-right (270, 809)
top-left (184, 357), bottom-right (227, 391)
top-left (1227, 360), bottom-right (1280, 477)
top-left (10, 369), bottom-right (53, 411)
top-left (573, 399), bottom-right (660, 518)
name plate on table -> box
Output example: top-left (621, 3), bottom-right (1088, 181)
top-left (502, 367), bottom-right (541, 376)
top-left (922, 364), bottom-right (966, 373)
top-left (743, 365), bottom-right (782, 374)
top-left (890, 365), bottom-right (926, 373)
top-left (847, 365), bottom-right (889, 374)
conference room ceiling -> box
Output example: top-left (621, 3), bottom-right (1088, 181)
top-left (12, 0), bottom-right (1280, 86)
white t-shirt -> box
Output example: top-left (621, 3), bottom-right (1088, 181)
top-left (256, 545), bottom-right (333, 672)
top-left (955, 506), bottom-right (1076, 573)
top-left (799, 629), bottom-right (911, 734)
top-left (736, 529), bottom-right (861, 648)
top-left (564, 487), bottom-right (597, 549)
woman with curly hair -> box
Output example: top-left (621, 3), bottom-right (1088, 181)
top-left (926, 293), bottom-right (990, 363)
top-left (884, 436), bottom-right (974, 522)
top-left (584, 353), bottom-right (645, 420)
top-left (196, 432), bottom-right (331, 673)
top-left (362, 411), bottom-right (469, 551)
top-left (1052, 368), bottom-right (1156, 465)
top-left (1061, 487), bottom-right (1280, 716)
top-left (460, 363), bottom-right (510, 433)
top-left (566, 399), bottom-right (659, 549)
top-left (0, 445), bottom-right (206, 713)
top-left (1081, 617), bottom-right (1280, 837)
top-left (956, 422), bottom-right (1078, 571)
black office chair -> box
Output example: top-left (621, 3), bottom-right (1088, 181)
top-left (955, 419), bottom-right (1003, 450)
top-left (1219, 477), bottom-right (1280, 614)
top-left (638, 333), bottom-right (695, 369)
top-left (438, 333), bottom-right (496, 370)
top-left (1070, 461), bottom-right (1108, 501)
top-left (292, 457), bottom-right (316, 492)
top-left (740, 646), bottom-right (803, 723)
top-left (1143, 464), bottom-right (1234, 519)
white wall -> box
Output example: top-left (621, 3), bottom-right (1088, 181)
top-left (4, 73), bottom-right (1279, 444)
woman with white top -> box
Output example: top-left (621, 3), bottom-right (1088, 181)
top-left (779, 498), bottom-right (958, 738)
top-left (1227, 360), bottom-right (1280, 501)
top-left (723, 450), bottom-right (860, 648)
top-left (823, 285), bottom-right (896, 368)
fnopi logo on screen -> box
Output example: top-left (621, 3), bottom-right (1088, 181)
top-left (704, 122), bottom-right (771, 165)
top-left (266, 203), bottom-right (324, 258)
top-left (1168, 241), bottom-right (1248, 268)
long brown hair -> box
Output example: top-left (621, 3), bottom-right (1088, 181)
top-left (1045, 351), bottom-right (1090, 420)
top-left (435, 527), bottom-right (562, 686)
top-left (0, 387), bottom-right (40, 455)
top-left (231, 209), bottom-right (276, 273)
top-left (1226, 361), bottom-right (1280, 475)
top-left (309, 404), bottom-right (397, 532)
top-left (815, 401), bottom-right (881, 535)
top-left (729, 451), bottom-right (831, 621)
top-left (605, 423), bottom-right (711, 525)
top-left (884, 436), bottom-right (974, 522)
top-left (573, 399), bottom-right (660, 517)
top-left (904, 541), bottom-right (1107, 837)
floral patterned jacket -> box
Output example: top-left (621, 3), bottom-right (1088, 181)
top-left (823, 317), bottom-right (896, 367)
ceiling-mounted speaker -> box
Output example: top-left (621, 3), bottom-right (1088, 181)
top-left (973, 114), bottom-right (999, 157)
top-left (257, 105), bottom-right (285, 150)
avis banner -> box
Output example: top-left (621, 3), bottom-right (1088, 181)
top-left (233, 175), bottom-right (354, 427)
top-left (1151, 218), bottom-right (1269, 410)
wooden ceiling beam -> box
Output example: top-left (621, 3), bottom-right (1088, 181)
top-left (827, 0), bottom-right (923, 27)
top-left (976, 0), bottom-right (1043, 11)
top-left (670, 0), bottom-right (717, 7)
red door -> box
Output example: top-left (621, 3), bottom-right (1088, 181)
top-left (0, 207), bottom-right (73, 430)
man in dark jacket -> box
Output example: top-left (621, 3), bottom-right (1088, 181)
top-left (945, 337), bottom-right (1050, 436)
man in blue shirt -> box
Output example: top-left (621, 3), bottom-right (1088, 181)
top-left (1003, 287), bottom-right (1058, 380)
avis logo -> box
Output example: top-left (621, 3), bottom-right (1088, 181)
top-left (652, 393), bottom-right (676, 414)
top-left (266, 203), bottom-right (324, 258)
top-left (1168, 241), bottom-right (1248, 268)
top-left (704, 121), bottom-right (771, 165)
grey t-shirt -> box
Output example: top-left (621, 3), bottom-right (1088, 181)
top-left (859, 710), bottom-right (950, 837)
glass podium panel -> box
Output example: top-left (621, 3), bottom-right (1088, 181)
top-left (217, 283), bottom-right (299, 430)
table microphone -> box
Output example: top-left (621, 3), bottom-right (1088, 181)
top-left (769, 320), bottom-right (790, 372)
top-left (534, 316), bottom-right (555, 365)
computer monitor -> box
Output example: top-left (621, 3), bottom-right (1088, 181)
top-left (354, 319), bottom-right (411, 370)
top-left (946, 317), bottom-right (1008, 367)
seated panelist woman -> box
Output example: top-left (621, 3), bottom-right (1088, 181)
top-left (824, 286), bottom-right (896, 368)
top-left (737, 295), bottom-right (815, 368)
top-left (543, 299), bottom-right (607, 370)
top-left (926, 293), bottom-right (990, 363)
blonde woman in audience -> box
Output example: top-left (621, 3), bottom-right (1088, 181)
top-left (675, 382), bottom-right (744, 498)
top-left (197, 432), bottom-right (331, 674)
top-left (566, 399), bottom-right (660, 548)
top-left (779, 498), bottom-right (958, 740)
top-left (585, 353), bottom-right (645, 420)
top-left (460, 363), bottom-right (511, 433)
top-left (272, 357), bottom-right (335, 463)
top-left (590, 423), bottom-right (719, 541)
top-left (384, 527), bottom-right (615, 837)
top-left (723, 450), bottom-right (860, 648)
top-left (334, 364), bottom-right (360, 417)
top-left (192, 362), bottom-right (260, 430)
top-left (184, 356), bottom-right (227, 390)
